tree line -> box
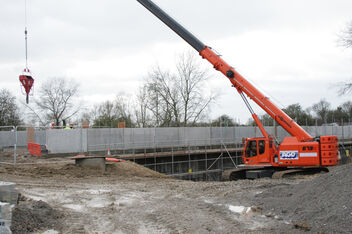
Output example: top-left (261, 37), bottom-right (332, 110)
top-left (247, 100), bottom-right (352, 127)
top-left (2, 85), bottom-right (352, 128)
top-left (74, 53), bottom-right (215, 128)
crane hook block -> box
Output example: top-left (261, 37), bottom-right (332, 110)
top-left (226, 70), bottom-right (235, 78)
top-left (19, 69), bottom-right (34, 104)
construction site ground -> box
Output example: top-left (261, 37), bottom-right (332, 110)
top-left (1, 150), bottom-right (351, 233)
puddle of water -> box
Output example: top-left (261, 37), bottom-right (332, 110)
top-left (228, 205), bottom-right (252, 214)
top-left (41, 230), bottom-right (59, 234)
top-left (138, 224), bottom-right (167, 234)
top-left (63, 204), bottom-right (85, 212)
top-left (86, 197), bottom-right (111, 208)
top-left (203, 199), bottom-right (213, 204)
top-left (25, 194), bottom-right (45, 201)
top-left (114, 192), bottom-right (144, 207)
top-left (116, 196), bottom-right (135, 206)
top-left (87, 189), bottom-right (111, 195)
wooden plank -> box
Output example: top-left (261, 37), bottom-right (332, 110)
top-left (27, 127), bottom-right (34, 143)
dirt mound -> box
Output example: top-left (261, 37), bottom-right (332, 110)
top-left (0, 161), bottom-right (168, 179)
top-left (253, 164), bottom-right (352, 233)
top-left (111, 160), bottom-right (168, 178)
top-left (11, 200), bottom-right (64, 234)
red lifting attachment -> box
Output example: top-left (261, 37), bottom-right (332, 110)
top-left (20, 0), bottom-right (34, 104)
top-left (19, 68), bottom-right (34, 104)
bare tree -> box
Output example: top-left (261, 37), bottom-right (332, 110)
top-left (337, 21), bottom-right (352, 95)
top-left (145, 67), bottom-right (180, 126)
top-left (339, 21), bottom-right (352, 48)
top-left (91, 94), bottom-right (135, 127)
top-left (139, 52), bottom-right (216, 127)
top-left (0, 89), bottom-right (22, 126)
top-left (135, 86), bottom-right (152, 127)
top-left (312, 99), bottom-right (331, 124)
top-left (34, 78), bottom-right (80, 126)
top-left (341, 101), bottom-right (352, 117)
top-left (337, 82), bottom-right (352, 96)
top-left (115, 94), bottom-right (135, 127)
top-left (176, 52), bottom-right (214, 125)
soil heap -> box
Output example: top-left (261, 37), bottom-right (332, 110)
top-left (0, 160), bottom-right (167, 179)
top-left (254, 164), bottom-right (352, 233)
top-left (11, 200), bottom-right (64, 234)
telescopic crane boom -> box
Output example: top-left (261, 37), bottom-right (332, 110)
top-left (137, 0), bottom-right (312, 141)
top-left (137, 0), bottom-right (339, 179)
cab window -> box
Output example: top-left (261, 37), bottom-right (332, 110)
top-left (245, 141), bottom-right (257, 157)
top-left (259, 140), bottom-right (265, 154)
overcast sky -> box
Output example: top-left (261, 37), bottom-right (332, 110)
top-left (1, 0), bottom-right (352, 123)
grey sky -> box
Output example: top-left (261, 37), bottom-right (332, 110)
top-left (1, 0), bottom-right (352, 123)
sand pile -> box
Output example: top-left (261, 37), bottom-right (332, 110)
top-left (111, 160), bottom-right (168, 178)
top-left (254, 164), bottom-right (352, 233)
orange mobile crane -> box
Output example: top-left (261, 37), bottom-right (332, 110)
top-left (137, 0), bottom-right (339, 180)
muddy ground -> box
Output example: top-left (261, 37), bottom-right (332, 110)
top-left (0, 151), bottom-right (351, 233)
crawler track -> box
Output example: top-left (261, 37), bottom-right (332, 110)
top-left (222, 167), bottom-right (329, 180)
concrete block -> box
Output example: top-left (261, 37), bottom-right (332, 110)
top-left (0, 225), bottom-right (11, 234)
top-left (0, 202), bottom-right (11, 220)
top-left (75, 157), bottom-right (106, 171)
top-left (0, 219), bottom-right (11, 227)
top-left (0, 202), bottom-right (12, 234)
top-left (0, 182), bottom-right (18, 205)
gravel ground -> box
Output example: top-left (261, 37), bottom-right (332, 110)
top-left (1, 151), bottom-right (350, 233)
top-left (253, 163), bottom-right (352, 233)
top-left (0, 161), bottom-right (297, 233)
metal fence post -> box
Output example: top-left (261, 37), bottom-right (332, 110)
top-left (13, 126), bottom-right (17, 166)
top-left (80, 126), bottom-right (83, 154)
top-left (86, 127), bottom-right (89, 155)
top-left (109, 127), bottom-right (112, 155)
top-left (205, 140), bottom-right (208, 181)
top-left (188, 143), bottom-right (191, 180)
top-left (143, 128), bottom-right (146, 155)
top-left (342, 124), bottom-right (345, 147)
top-left (171, 145), bottom-right (174, 175)
top-left (154, 127), bottom-right (156, 172)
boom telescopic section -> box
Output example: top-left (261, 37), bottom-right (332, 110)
top-left (136, 0), bottom-right (205, 52)
top-left (137, 0), bottom-right (312, 142)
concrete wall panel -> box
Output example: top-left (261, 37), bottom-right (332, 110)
top-left (1, 125), bottom-right (352, 154)
top-left (46, 129), bottom-right (82, 154)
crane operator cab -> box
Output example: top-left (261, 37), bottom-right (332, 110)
top-left (243, 138), bottom-right (276, 166)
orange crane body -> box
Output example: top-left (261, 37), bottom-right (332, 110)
top-left (136, 0), bottom-right (339, 178)
top-left (199, 46), bottom-right (338, 168)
